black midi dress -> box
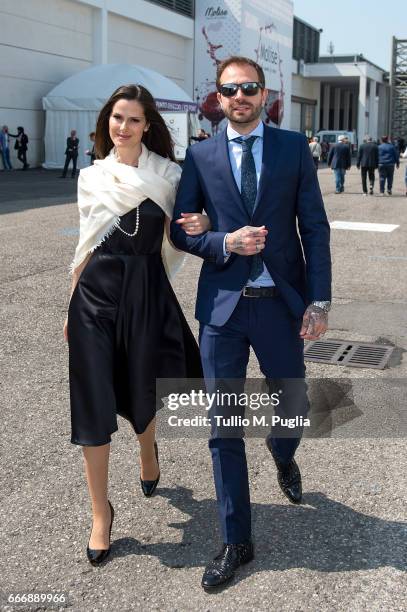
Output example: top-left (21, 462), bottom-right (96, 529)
top-left (68, 199), bottom-right (202, 446)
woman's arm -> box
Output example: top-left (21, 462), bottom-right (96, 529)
top-left (63, 253), bottom-right (92, 341)
top-left (70, 253), bottom-right (92, 297)
top-left (165, 217), bottom-right (183, 251)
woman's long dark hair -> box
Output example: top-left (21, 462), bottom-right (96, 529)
top-left (95, 84), bottom-right (175, 161)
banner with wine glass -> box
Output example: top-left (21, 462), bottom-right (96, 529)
top-left (194, 0), bottom-right (294, 134)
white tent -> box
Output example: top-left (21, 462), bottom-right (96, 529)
top-left (42, 64), bottom-right (198, 168)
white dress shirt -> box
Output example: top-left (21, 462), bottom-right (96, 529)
top-left (224, 121), bottom-right (275, 287)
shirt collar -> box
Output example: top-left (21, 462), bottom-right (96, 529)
top-left (227, 120), bottom-right (264, 142)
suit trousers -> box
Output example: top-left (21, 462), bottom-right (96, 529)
top-left (199, 294), bottom-right (307, 544)
top-left (378, 164), bottom-right (395, 193)
top-left (17, 149), bottom-right (28, 168)
top-left (333, 168), bottom-right (346, 192)
top-left (1, 147), bottom-right (12, 170)
top-left (361, 167), bottom-right (375, 193)
top-left (62, 152), bottom-right (78, 178)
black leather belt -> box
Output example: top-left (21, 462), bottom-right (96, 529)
top-left (242, 286), bottom-right (279, 298)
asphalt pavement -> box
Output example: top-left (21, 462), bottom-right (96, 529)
top-left (0, 162), bottom-right (406, 611)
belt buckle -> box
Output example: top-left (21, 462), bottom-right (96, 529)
top-left (243, 287), bottom-right (257, 297)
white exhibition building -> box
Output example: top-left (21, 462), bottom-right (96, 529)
top-left (0, 0), bottom-right (391, 168)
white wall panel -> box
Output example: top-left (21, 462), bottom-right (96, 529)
top-left (0, 46), bottom-right (91, 85)
top-left (108, 13), bottom-right (190, 92)
top-left (0, 0), bottom-right (92, 33)
top-left (0, 12), bottom-right (92, 60)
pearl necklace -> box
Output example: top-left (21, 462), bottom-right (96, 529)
top-left (116, 205), bottom-right (140, 237)
top-left (115, 148), bottom-right (141, 238)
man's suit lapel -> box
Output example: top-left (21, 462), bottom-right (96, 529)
top-left (214, 130), bottom-right (249, 219)
top-left (253, 124), bottom-right (276, 214)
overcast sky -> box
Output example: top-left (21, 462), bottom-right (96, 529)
top-left (292, 0), bottom-right (406, 70)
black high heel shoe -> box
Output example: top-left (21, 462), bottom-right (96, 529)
top-left (140, 441), bottom-right (160, 497)
top-left (86, 500), bottom-right (114, 566)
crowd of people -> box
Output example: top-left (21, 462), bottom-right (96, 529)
top-left (0, 125), bottom-right (99, 175)
top-left (309, 133), bottom-right (406, 196)
top-left (3, 120), bottom-right (405, 199)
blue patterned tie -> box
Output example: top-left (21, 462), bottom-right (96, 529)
top-left (234, 136), bottom-right (263, 281)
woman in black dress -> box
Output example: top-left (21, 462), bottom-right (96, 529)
top-left (64, 85), bottom-right (207, 565)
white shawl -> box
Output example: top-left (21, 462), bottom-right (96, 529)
top-left (70, 144), bottom-right (185, 280)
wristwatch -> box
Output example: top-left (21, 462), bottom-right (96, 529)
top-left (312, 301), bottom-right (331, 313)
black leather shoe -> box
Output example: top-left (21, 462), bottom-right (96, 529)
top-left (86, 500), bottom-right (114, 566)
top-left (140, 441), bottom-right (160, 497)
top-left (201, 542), bottom-right (254, 590)
top-left (266, 438), bottom-right (302, 504)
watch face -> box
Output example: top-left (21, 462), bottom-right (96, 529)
top-left (313, 301), bottom-right (331, 312)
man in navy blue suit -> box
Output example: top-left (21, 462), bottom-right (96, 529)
top-left (171, 56), bottom-right (331, 590)
top-left (327, 134), bottom-right (352, 193)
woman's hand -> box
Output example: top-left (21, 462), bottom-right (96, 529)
top-left (175, 212), bottom-right (211, 235)
top-left (63, 317), bottom-right (68, 342)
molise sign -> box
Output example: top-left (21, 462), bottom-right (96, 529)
top-left (194, 0), bottom-right (294, 134)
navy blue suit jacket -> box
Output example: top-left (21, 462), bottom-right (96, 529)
top-left (327, 142), bottom-right (351, 169)
top-left (170, 124), bottom-right (331, 326)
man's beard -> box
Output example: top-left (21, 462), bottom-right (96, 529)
top-left (222, 101), bottom-right (263, 124)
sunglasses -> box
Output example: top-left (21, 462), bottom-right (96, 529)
top-left (218, 82), bottom-right (264, 97)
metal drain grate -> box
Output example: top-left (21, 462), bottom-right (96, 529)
top-left (304, 340), bottom-right (394, 369)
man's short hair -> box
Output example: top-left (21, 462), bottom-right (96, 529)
top-left (381, 135), bottom-right (389, 143)
top-left (216, 56), bottom-right (266, 90)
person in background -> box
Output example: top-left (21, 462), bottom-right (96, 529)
top-left (15, 126), bottom-right (29, 170)
top-left (402, 146), bottom-right (407, 197)
top-left (85, 131), bottom-right (96, 165)
top-left (356, 135), bottom-right (379, 195)
top-left (378, 136), bottom-right (399, 196)
top-left (309, 136), bottom-right (322, 170)
top-left (0, 125), bottom-right (13, 170)
top-left (392, 137), bottom-right (401, 158)
top-left (320, 140), bottom-right (329, 163)
top-left (191, 128), bottom-right (210, 143)
top-left (61, 129), bottom-right (79, 178)
top-left (327, 134), bottom-right (351, 193)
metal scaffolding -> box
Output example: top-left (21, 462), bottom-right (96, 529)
top-left (390, 37), bottom-right (407, 140)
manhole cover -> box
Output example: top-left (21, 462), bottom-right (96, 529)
top-left (304, 340), bottom-right (394, 369)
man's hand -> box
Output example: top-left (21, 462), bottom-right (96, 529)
top-left (226, 226), bottom-right (268, 256)
top-left (300, 305), bottom-right (328, 340)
